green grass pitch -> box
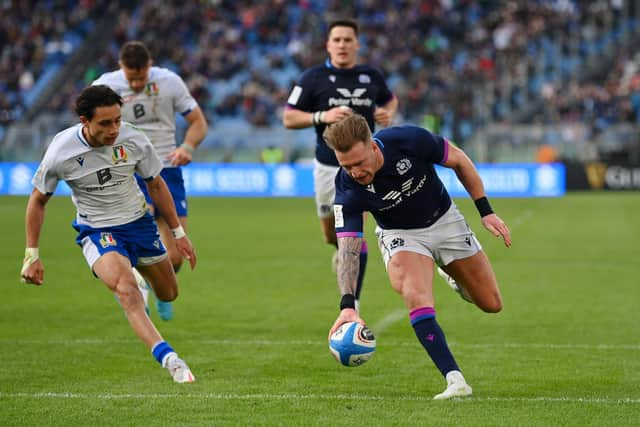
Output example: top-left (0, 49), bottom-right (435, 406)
top-left (1, 193), bottom-right (638, 426)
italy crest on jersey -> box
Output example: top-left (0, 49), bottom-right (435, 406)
top-left (112, 145), bottom-right (128, 164)
top-left (144, 82), bottom-right (159, 97)
top-left (99, 232), bottom-right (117, 248)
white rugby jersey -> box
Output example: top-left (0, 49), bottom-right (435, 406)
top-left (93, 67), bottom-right (198, 167)
top-left (33, 122), bottom-right (164, 228)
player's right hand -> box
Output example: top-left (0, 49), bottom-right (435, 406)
top-left (328, 308), bottom-right (365, 341)
top-left (324, 106), bottom-right (353, 124)
top-left (21, 259), bottom-right (44, 285)
top-left (374, 107), bottom-right (393, 127)
top-left (175, 235), bottom-right (197, 270)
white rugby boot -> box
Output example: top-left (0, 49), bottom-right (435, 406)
top-left (433, 370), bottom-right (472, 400)
top-left (437, 267), bottom-right (473, 303)
top-left (163, 353), bottom-right (195, 383)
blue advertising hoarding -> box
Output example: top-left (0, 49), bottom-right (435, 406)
top-left (0, 162), bottom-right (565, 197)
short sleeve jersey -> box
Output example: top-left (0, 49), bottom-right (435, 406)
top-left (286, 60), bottom-right (394, 166)
top-left (334, 125), bottom-right (453, 235)
top-left (32, 122), bottom-right (163, 228)
top-left (93, 66), bottom-right (198, 167)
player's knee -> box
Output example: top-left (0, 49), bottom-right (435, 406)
top-left (478, 294), bottom-right (503, 313)
top-left (155, 286), bottom-right (178, 302)
top-left (115, 281), bottom-right (143, 309)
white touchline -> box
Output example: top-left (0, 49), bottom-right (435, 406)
top-left (3, 338), bottom-right (639, 350)
top-left (0, 392), bottom-right (638, 404)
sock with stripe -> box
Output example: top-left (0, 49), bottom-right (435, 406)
top-left (410, 307), bottom-right (460, 376)
top-left (151, 341), bottom-right (176, 367)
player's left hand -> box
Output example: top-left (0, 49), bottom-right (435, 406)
top-left (374, 107), bottom-right (393, 127)
top-left (175, 235), bottom-right (197, 269)
top-left (167, 146), bottom-right (193, 167)
top-left (328, 308), bottom-right (365, 341)
top-left (481, 213), bottom-right (512, 247)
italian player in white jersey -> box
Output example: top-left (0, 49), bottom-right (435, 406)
top-left (93, 41), bottom-right (208, 320)
top-left (20, 85), bottom-right (197, 383)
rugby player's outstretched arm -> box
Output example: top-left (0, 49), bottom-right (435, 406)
top-left (22, 189), bottom-right (51, 285)
top-left (282, 108), bottom-right (314, 129)
top-left (329, 236), bottom-right (366, 337)
top-left (442, 142), bottom-right (486, 201)
top-left (145, 176), bottom-right (197, 268)
top-left (336, 236), bottom-right (362, 296)
top-left (443, 141), bottom-right (512, 247)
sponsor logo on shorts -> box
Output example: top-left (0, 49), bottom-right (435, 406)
top-left (389, 237), bottom-right (405, 249)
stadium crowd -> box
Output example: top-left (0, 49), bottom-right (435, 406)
top-left (1, 0), bottom-right (639, 149)
top-left (0, 1), bottom-right (107, 136)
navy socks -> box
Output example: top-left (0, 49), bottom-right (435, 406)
top-left (410, 307), bottom-right (460, 376)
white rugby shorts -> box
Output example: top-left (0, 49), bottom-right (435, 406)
top-left (313, 159), bottom-right (340, 218)
top-left (375, 202), bottom-right (482, 268)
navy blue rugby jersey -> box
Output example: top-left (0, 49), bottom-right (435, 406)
top-left (334, 125), bottom-right (453, 235)
top-left (286, 59), bottom-right (394, 166)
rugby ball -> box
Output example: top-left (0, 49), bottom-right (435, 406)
top-left (329, 321), bottom-right (376, 367)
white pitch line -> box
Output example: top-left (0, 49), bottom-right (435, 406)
top-left (371, 308), bottom-right (407, 336)
top-left (0, 392), bottom-right (638, 405)
top-left (2, 338), bottom-right (638, 350)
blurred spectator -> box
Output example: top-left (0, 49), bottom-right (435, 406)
top-left (260, 145), bottom-right (285, 164)
top-left (2, 0), bottom-right (639, 149)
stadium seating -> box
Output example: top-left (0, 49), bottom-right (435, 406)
top-left (1, 1), bottom-right (639, 162)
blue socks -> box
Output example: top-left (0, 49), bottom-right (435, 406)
top-left (410, 307), bottom-right (460, 377)
top-left (151, 341), bottom-right (175, 366)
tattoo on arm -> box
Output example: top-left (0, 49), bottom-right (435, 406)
top-left (337, 237), bottom-right (362, 295)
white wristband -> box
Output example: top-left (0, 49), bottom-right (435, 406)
top-left (180, 143), bottom-right (195, 154)
top-left (24, 247), bottom-right (39, 262)
top-left (171, 225), bottom-right (186, 239)
top-left (21, 247), bottom-right (40, 278)
top-left (312, 111), bottom-right (325, 126)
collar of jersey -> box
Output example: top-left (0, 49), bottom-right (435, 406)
top-left (324, 58), bottom-right (358, 72)
top-left (373, 137), bottom-right (387, 177)
top-left (76, 124), bottom-right (90, 147)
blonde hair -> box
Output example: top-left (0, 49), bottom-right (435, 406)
top-left (323, 114), bottom-right (372, 153)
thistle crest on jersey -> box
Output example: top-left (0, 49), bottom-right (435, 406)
top-left (112, 145), bottom-right (128, 164)
top-left (396, 158), bottom-right (412, 175)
